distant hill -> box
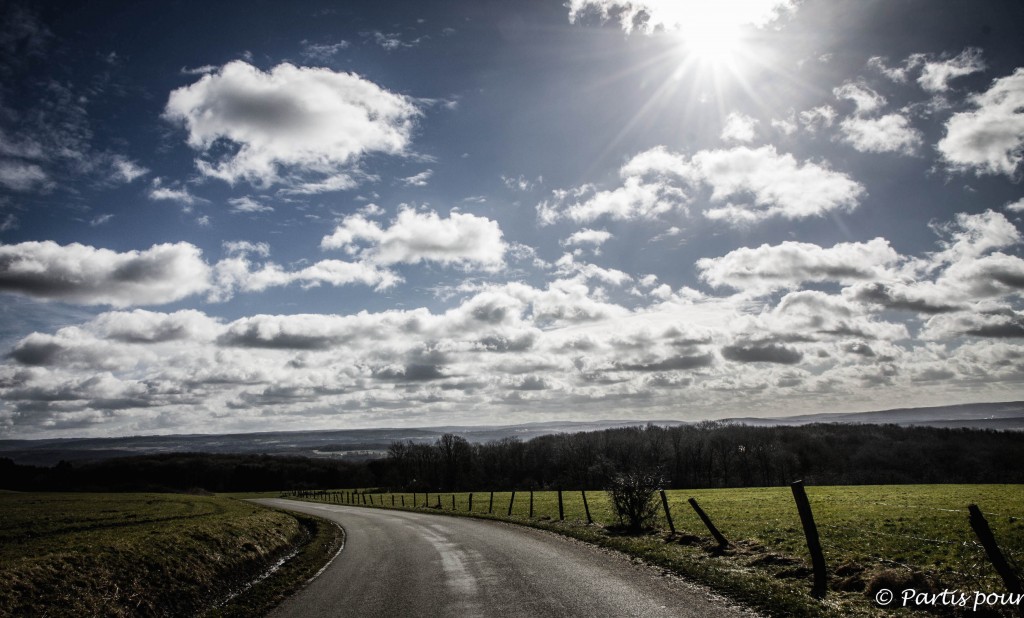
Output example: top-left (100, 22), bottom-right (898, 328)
top-left (2, 400), bottom-right (1021, 466)
top-left (722, 400), bottom-right (1024, 430)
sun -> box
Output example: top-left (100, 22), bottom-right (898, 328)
top-left (673, 6), bottom-right (751, 65)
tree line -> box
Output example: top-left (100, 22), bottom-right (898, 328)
top-left (2, 422), bottom-right (1022, 493)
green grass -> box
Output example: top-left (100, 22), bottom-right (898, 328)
top-left (297, 485), bottom-right (1024, 617)
top-left (0, 492), bottom-right (341, 617)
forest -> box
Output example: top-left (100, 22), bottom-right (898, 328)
top-left (2, 422), bottom-right (1022, 493)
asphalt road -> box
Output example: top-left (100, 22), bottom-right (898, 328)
top-left (252, 499), bottom-right (759, 618)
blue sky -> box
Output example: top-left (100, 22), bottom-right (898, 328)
top-left (2, 0), bottom-right (1024, 438)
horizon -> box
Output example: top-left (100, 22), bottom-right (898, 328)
top-left (3, 398), bottom-right (1022, 444)
top-left (3, 1), bottom-right (1024, 440)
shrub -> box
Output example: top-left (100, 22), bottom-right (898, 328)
top-left (607, 469), bottom-right (665, 531)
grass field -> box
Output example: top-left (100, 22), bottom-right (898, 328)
top-left (0, 492), bottom-right (341, 617)
top-left (296, 485), bottom-right (1024, 617)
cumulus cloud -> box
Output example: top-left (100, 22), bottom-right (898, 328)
top-left (321, 208), bottom-right (507, 271)
top-left (0, 241), bottom-right (211, 307)
top-left (697, 238), bottom-right (900, 292)
top-left (720, 112), bottom-right (759, 143)
top-left (834, 82), bottom-right (886, 115)
top-left (838, 114), bottom-right (922, 155)
top-left (164, 61), bottom-right (420, 188)
top-left (539, 145), bottom-right (863, 226)
top-left (561, 228), bottom-right (612, 248)
top-left (566, 0), bottom-right (795, 35)
top-left (938, 69), bottom-right (1024, 177)
top-left (694, 146), bottom-right (864, 223)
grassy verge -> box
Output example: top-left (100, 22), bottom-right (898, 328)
top-left (292, 485), bottom-right (1024, 617)
top-left (0, 492), bottom-right (341, 617)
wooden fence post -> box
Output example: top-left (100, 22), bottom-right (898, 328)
top-left (582, 491), bottom-right (593, 524)
top-left (660, 490), bottom-right (676, 535)
top-left (529, 491), bottom-right (534, 518)
top-left (968, 504), bottom-right (1024, 601)
top-left (688, 497), bottom-right (730, 548)
top-left (469, 493), bottom-right (473, 512)
top-left (791, 480), bottom-right (827, 597)
top-left (489, 491), bottom-right (494, 514)
top-left (508, 491), bottom-right (516, 516)
top-left (558, 489), bottom-right (564, 521)
top-left (436, 494), bottom-right (441, 508)
top-left (401, 495), bottom-right (405, 507)
top-left (451, 494), bottom-right (456, 510)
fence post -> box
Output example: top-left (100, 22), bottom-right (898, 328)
top-left (529, 491), bottom-right (534, 518)
top-left (968, 504), bottom-right (1024, 602)
top-left (688, 497), bottom-right (731, 548)
top-left (791, 480), bottom-right (827, 597)
top-left (489, 491), bottom-right (494, 514)
top-left (582, 491), bottom-right (593, 524)
top-left (469, 493), bottom-right (473, 512)
top-left (452, 494), bottom-right (456, 510)
top-left (660, 490), bottom-right (676, 535)
top-left (436, 494), bottom-right (442, 508)
top-left (508, 491), bottom-right (516, 516)
top-left (558, 489), bottom-right (564, 521)
top-left (401, 495), bottom-right (405, 507)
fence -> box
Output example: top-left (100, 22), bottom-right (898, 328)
top-left (286, 483), bottom-right (1024, 606)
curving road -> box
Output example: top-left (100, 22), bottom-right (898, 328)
top-left (252, 499), bottom-right (759, 618)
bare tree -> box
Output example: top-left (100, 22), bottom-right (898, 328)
top-left (607, 469), bottom-right (665, 532)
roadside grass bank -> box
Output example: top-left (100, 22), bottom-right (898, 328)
top-left (0, 492), bottom-right (341, 617)
top-left (291, 484), bottom-right (1024, 618)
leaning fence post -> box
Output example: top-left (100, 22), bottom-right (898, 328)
top-left (791, 480), bottom-right (827, 597)
top-left (558, 489), bottom-right (564, 521)
top-left (582, 491), bottom-right (593, 524)
top-left (401, 495), bottom-right (405, 507)
top-left (507, 491), bottom-right (516, 516)
top-left (660, 490), bottom-right (676, 535)
top-left (688, 497), bottom-right (730, 548)
top-left (968, 504), bottom-right (1024, 602)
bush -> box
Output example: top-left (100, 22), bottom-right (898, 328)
top-left (607, 469), bottom-right (665, 531)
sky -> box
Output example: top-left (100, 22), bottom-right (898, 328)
top-left (1, 0), bottom-right (1024, 439)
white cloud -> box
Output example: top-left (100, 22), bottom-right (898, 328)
top-left (918, 48), bottom-right (985, 92)
top-left (0, 241), bottom-right (211, 307)
top-left (148, 178), bottom-right (200, 205)
top-left (228, 196), bottom-right (274, 214)
top-left (1006, 198), bottom-right (1024, 213)
top-left (109, 156), bottom-right (148, 184)
top-left (798, 105), bottom-right (836, 132)
top-left (938, 69), bottom-right (1024, 177)
top-left (697, 238), bottom-right (900, 293)
top-left (566, 0), bottom-right (795, 35)
top-left (164, 61), bottom-right (420, 188)
top-left (693, 146), bottom-right (864, 223)
top-left (0, 160), bottom-right (48, 192)
top-left (539, 145), bottom-right (862, 226)
top-left (838, 113), bottom-right (922, 155)
top-left (834, 82), bottom-right (886, 115)
top-left (720, 112), bottom-right (759, 143)
top-left (321, 208), bottom-right (507, 271)
top-left (89, 214), bottom-right (114, 227)
top-left (300, 40), bottom-right (350, 61)
top-left (402, 169), bottom-right (433, 186)
top-left (562, 228), bottom-right (612, 248)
